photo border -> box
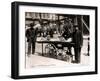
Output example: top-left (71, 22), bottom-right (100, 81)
top-left (11, 1), bottom-right (98, 79)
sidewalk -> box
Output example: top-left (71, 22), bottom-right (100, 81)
top-left (25, 35), bottom-right (90, 68)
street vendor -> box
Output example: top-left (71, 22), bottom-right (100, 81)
top-left (61, 18), bottom-right (73, 56)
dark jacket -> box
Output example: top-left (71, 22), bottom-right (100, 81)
top-left (72, 29), bottom-right (83, 48)
top-left (62, 30), bottom-right (71, 40)
top-left (26, 28), bottom-right (37, 42)
top-left (62, 25), bottom-right (72, 40)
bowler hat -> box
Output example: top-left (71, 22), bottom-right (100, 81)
top-left (73, 24), bottom-right (78, 27)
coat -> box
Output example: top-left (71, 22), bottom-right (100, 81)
top-left (25, 28), bottom-right (37, 42)
top-left (72, 29), bottom-right (83, 48)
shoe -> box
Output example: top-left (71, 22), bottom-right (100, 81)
top-left (27, 54), bottom-right (31, 57)
top-left (32, 53), bottom-right (34, 55)
top-left (71, 60), bottom-right (78, 63)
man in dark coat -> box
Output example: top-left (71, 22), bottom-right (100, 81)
top-left (49, 22), bottom-right (54, 38)
top-left (62, 19), bottom-right (72, 56)
top-left (62, 18), bottom-right (73, 40)
top-left (72, 25), bottom-right (83, 63)
top-left (62, 27), bottom-right (71, 40)
top-left (26, 23), bottom-right (37, 55)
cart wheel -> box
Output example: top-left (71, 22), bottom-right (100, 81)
top-left (56, 49), bottom-right (63, 60)
top-left (45, 44), bottom-right (57, 58)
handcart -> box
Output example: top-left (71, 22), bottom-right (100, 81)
top-left (36, 37), bottom-right (75, 61)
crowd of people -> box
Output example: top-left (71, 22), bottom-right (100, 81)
top-left (25, 17), bottom-right (83, 63)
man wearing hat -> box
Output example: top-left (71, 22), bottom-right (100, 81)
top-left (61, 18), bottom-right (73, 56)
top-left (72, 25), bottom-right (83, 63)
top-left (26, 23), bottom-right (37, 56)
top-left (62, 17), bottom-right (70, 39)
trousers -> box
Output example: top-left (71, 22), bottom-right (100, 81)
top-left (27, 41), bottom-right (35, 54)
top-left (74, 47), bottom-right (81, 63)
